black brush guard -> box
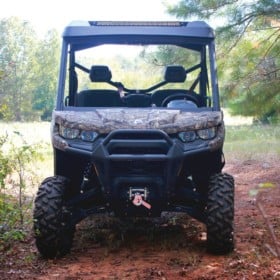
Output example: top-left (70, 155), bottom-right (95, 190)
top-left (65, 129), bottom-right (208, 224)
top-left (92, 129), bottom-right (187, 217)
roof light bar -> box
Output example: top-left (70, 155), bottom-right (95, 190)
top-left (89, 21), bottom-right (188, 27)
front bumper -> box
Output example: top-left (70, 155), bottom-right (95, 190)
top-left (52, 109), bottom-right (225, 216)
top-left (55, 128), bottom-right (223, 216)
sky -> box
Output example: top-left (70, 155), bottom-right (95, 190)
top-left (0, 0), bottom-right (178, 37)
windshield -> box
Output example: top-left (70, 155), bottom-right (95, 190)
top-left (74, 44), bottom-right (200, 91)
top-left (64, 43), bottom-right (210, 109)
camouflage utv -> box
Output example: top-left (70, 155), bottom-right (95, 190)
top-left (33, 21), bottom-right (234, 258)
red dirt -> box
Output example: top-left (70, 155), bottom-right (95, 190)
top-left (1, 159), bottom-right (279, 280)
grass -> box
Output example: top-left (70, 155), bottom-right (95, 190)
top-left (0, 122), bottom-right (53, 188)
top-left (0, 122), bottom-right (51, 145)
top-left (224, 125), bottom-right (280, 161)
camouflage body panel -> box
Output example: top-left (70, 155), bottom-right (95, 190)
top-left (52, 109), bottom-right (224, 152)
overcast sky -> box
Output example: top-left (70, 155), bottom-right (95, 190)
top-left (0, 0), bottom-right (178, 36)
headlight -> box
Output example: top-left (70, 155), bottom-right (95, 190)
top-left (59, 126), bottom-right (79, 139)
top-left (197, 127), bottom-right (216, 140)
top-left (80, 130), bottom-right (98, 142)
top-left (178, 131), bottom-right (197, 142)
top-left (178, 127), bottom-right (217, 142)
top-left (59, 125), bottom-right (98, 142)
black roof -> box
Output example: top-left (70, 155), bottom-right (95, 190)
top-left (62, 21), bottom-right (215, 51)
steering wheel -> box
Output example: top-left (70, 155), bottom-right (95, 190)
top-left (161, 93), bottom-right (199, 107)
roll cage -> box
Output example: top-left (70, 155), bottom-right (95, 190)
top-left (56, 21), bottom-right (220, 110)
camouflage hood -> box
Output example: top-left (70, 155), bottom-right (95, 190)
top-left (53, 108), bottom-right (223, 134)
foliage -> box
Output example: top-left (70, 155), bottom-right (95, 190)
top-left (0, 17), bottom-right (60, 121)
top-left (165, 0), bottom-right (280, 123)
top-left (32, 30), bottom-right (60, 121)
top-left (0, 131), bottom-right (43, 250)
top-left (140, 45), bottom-right (199, 67)
top-left (219, 28), bottom-right (280, 123)
top-left (76, 47), bottom-right (167, 90)
top-left (139, 45), bottom-right (201, 89)
top-left (167, 0), bottom-right (279, 42)
top-left (0, 194), bottom-right (27, 250)
top-left (0, 134), bottom-right (11, 189)
top-left (0, 18), bottom-right (37, 121)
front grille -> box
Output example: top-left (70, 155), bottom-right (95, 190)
top-left (103, 130), bottom-right (172, 157)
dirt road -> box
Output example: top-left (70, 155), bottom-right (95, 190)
top-left (1, 159), bottom-right (279, 279)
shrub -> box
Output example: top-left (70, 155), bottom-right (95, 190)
top-left (0, 131), bottom-right (42, 251)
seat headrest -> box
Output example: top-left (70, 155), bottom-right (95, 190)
top-left (89, 65), bottom-right (112, 82)
top-left (164, 65), bottom-right (186, 83)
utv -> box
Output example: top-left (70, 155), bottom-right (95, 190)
top-left (33, 21), bottom-right (234, 258)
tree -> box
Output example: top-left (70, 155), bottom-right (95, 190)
top-left (220, 29), bottom-right (280, 122)
top-left (0, 18), bottom-right (60, 121)
top-left (166, 0), bottom-right (280, 122)
top-left (0, 17), bottom-right (38, 121)
top-left (32, 29), bottom-right (60, 120)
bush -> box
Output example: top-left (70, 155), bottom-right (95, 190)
top-left (0, 131), bottom-right (42, 251)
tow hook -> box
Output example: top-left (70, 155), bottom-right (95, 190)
top-left (129, 188), bottom-right (151, 209)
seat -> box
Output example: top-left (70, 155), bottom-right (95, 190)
top-left (123, 94), bottom-right (152, 107)
top-left (76, 90), bottom-right (123, 107)
top-left (151, 89), bottom-right (204, 107)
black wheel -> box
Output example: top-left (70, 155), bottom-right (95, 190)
top-left (33, 176), bottom-right (75, 258)
top-left (206, 173), bottom-right (234, 254)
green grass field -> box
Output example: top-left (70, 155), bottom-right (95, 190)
top-left (224, 125), bottom-right (280, 161)
top-left (0, 122), bottom-right (53, 184)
